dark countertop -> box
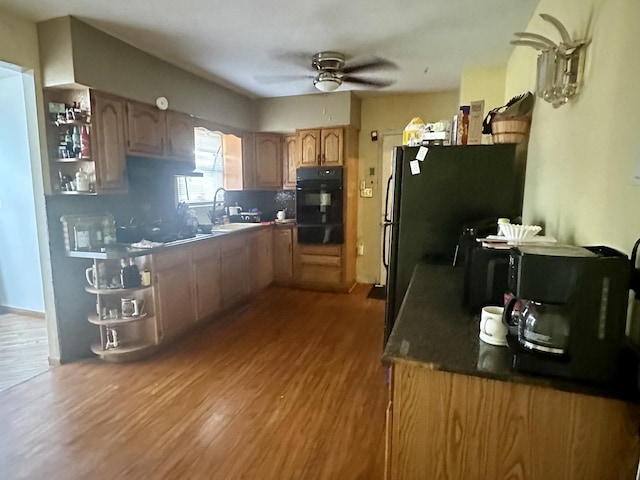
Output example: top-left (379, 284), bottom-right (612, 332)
top-left (67, 223), bottom-right (272, 259)
top-left (382, 261), bottom-right (640, 403)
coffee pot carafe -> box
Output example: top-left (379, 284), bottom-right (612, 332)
top-left (504, 298), bottom-right (570, 355)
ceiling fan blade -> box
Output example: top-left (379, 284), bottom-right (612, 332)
top-left (271, 50), bottom-right (315, 68)
top-left (342, 76), bottom-right (395, 88)
top-left (342, 58), bottom-right (397, 75)
top-left (254, 74), bottom-right (314, 85)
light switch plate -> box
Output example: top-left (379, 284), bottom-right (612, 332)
top-left (361, 188), bottom-right (373, 198)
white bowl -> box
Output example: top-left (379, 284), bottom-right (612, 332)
top-left (499, 224), bottom-right (542, 242)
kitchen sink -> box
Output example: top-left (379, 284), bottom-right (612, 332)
top-left (212, 223), bottom-right (263, 232)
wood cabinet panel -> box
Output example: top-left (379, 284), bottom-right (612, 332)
top-left (254, 133), bottom-right (282, 190)
top-left (298, 244), bottom-right (342, 257)
top-left (273, 227), bottom-right (293, 283)
top-left (223, 133), bottom-right (244, 190)
top-left (297, 265), bottom-right (341, 285)
top-left (320, 127), bottom-right (343, 166)
top-left (297, 129), bottom-right (321, 167)
top-left (90, 92), bottom-right (128, 193)
top-left (248, 229), bottom-right (274, 293)
top-left (283, 134), bottom-right (297, 189)
top-left (126, 101), bottom-right (165, 156)
top-left (165, 111), bottom-right (195, 162)
top-left (154, 261), bottom-right (195, 340)
top-left (299, 254), bottom-right (341, 267)
top-left (220, 240), bottom-right (249, 308)
top-left (389, 362), bottom-right (640, 480)
top-left (193, 242), bottom-right (221, 321)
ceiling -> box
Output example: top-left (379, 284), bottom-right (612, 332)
top-left (1, 0), bottom-right (539, 99)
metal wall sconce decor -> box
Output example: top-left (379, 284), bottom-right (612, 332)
top-left (511, 14), bottom-right (589, 108)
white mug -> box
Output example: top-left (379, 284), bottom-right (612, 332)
top-left (479, 306), bottom-right (508, 346)
top-left (86, 264), bottom-right (107, 289)
top-left (276, 210), bottom-right (286, 221)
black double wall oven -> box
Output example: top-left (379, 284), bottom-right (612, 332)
top-left (296, 167), bottom-right (344, 245)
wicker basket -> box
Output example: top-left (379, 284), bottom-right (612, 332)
top-left (491, 116), bottom-right (531, 144)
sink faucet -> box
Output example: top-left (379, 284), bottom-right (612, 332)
top-left (212, 187), bottom-right (227, 225)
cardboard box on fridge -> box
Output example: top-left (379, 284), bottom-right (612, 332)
top-left (467, 100), bottom-right (485, 145)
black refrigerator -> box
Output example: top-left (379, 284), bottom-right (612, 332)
top-left (383, 144), bottom-right (524, 341)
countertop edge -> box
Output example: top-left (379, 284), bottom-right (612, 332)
top-left (66, 223), bottom-right (275, 259)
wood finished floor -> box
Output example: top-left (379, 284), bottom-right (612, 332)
top-left (0, 285), bottom-right (388, 480)
top-left (0, 314), bottom-right (49, 393)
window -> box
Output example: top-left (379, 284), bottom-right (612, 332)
top-left (176, 127), bottom-right (224, 204)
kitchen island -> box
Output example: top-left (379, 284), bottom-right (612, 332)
top-left (382, 262), bottom-right (640, 480)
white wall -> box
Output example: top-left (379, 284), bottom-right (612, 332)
top-left (0, 9), bottom-right (58, 359)
top-left (0, 73), bottom-right (44, 311)
top-left (253, 91), bottom-right (356, 132)
top-left (505, 0), bottom-right (640, 254)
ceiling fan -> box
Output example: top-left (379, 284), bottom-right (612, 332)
top-left (260, 51), bottom-right (398, 93)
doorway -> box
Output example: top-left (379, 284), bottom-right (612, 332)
top-left (377, 134), bottom-right (402, 286)
top-left (0, 62), bottom-right (50, 390)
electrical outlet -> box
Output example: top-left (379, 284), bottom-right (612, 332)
top-left (361, 188), bottom-right (373, 198)
top-left (357, 243), bottom-right (364, 256)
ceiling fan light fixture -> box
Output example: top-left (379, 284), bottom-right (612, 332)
top-left (314, 73), bottom-right (342, 92)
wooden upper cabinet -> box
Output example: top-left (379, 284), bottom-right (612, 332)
top-left (283, 134), bottom-right (297, 189)
top-left (320, 128), bottom-right (343, 166)
top-left (223, 133), bottom-right (244, 191)
top-left (165, 111), bottom-right (195, 162)
top-left (126, 101), bottom-right (165, 156)
top-left (297, 127), bottom-right (343, 167)
top-left (241, 132), bottom-right (256, 190)
top-left (297, 129), bottom-right (321, 167)
top-left (90, 91), bottom-right (128, 193)
top-left (254, 133), bottom-right (283, 190)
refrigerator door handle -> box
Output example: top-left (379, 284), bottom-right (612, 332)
top-left (383, 175), bottom-right (393, 222)
top-left (382, 222), bottom-right (391, 269)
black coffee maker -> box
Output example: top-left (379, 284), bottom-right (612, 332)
top-left (503, 244), bottom-right (630, 384)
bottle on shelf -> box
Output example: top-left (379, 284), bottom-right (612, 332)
top-left (75, 168), bottom-right (90, 192)
top-left (102, 216), bottom-right (116, 245)
top-left (65, 130), bottom-right (74, 156)
top-left (80, 125), bottom-right (90, 158)
top-left (72, 126), bottom-right (81, 157)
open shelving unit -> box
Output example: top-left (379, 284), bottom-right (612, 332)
top-left (86, 255), bottom-right (158, 362)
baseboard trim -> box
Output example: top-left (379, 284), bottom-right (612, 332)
top-left (0, 306), bottom-right (45, 319)
top-left (48, 357), bottom-right (61, 367)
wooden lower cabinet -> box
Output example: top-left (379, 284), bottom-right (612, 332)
top-left (248, 228), bottom-right (273, 293)
top-left (192, 240), bottom-right (221, 321)
top-left (273, 226), bottom-right (294, 284)
top-left (295, 244), bottom-right (344, 290)
top-left (219, 237), bottom-right (250, 308)
top-left (150, 228), bottom-right (273, 343)
top-left (153, 249), bottom-right (195, 341)
top-left (386, 361), bottom-right (640, 480)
